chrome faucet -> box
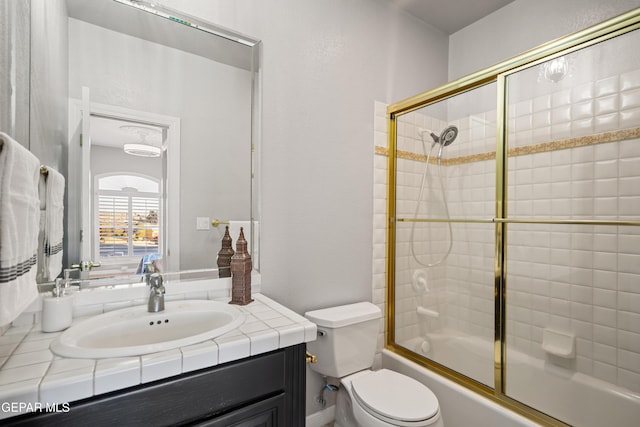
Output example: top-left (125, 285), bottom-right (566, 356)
top-left (62, 268), bottom-right (83, 290)
top-left (147, 272), bottom-right (165, 313)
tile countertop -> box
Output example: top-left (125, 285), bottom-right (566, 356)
top-left (0, 293), bottom-right (317, 420)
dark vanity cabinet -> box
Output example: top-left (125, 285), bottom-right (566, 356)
top-left (6, 344), bottom-right (306, 427)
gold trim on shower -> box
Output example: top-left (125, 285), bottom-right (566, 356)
top-left (375, 126), bottom-right (640, 166)
top-left (385, 7), bottom-right (640, 427)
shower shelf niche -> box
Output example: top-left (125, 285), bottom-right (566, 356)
top-left (541, 328), bottom-right (576, 359)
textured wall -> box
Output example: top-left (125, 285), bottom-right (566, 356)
top-left (0, 0), bottom-right (30, 146)
top-left (448, 0), bottom-right (640, 80)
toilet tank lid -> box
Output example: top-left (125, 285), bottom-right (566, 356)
top-left (305, 302), bottom-right (381, 328)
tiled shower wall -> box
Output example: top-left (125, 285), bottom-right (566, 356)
top-left (373, 63), bottom-right (640, 394)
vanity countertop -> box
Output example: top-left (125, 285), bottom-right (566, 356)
top-left (0, 293), bottom-right (316, 420)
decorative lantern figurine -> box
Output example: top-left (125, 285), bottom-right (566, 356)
top-left (229, 227), bottom-right (253, 305)
top-left (216, 226), bottom-right (234, 278)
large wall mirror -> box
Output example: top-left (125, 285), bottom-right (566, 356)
top-left (2, 0), bottom-right (261, 284)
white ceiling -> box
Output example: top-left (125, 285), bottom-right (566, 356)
top-left (390, 0), bottom-right (515, 34)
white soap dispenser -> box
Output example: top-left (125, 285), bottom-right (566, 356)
top-left (41, 277), bottom-right (74, 333)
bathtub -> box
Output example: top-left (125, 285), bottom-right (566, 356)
top-left (387, 335), bottom-right (640, 427)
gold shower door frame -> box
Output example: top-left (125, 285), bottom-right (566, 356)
top-left (385, 8), bottom-right (640, 426)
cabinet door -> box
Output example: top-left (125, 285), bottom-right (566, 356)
top-left (196, 394), bottom-right (285, 427)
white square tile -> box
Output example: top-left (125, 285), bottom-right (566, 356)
top-left (47, 358), bottom-right (95, 376)
top-left (0, 333), bottom-right (24, 347)
top-left (620, 107), bottom-right (640, 127)
top-left (264, 317), bottom-right (294, 328)
top-left (619, 329), bottom-right (640, 353)
top-left (23, 330), bottom-right (61, 343)
top-left (303, 323), bottom-right (317, 342)
top-left (94, 357), bottom-right (141, 395)
top-left (595, 95), bottom-right (619, 116)
top-left (532, 95), bottom-right (551, 112)
top-left (0, 343), bottom-right (18, 359)
top-left (215, 334), bottom-right (250, 364)
top-left (621, 69), bottom-right (640, 91)
top-left (253, 310), bottom-right (282, 321)
top-left (594, 113), bottom-right (619, 133)
top-left (551, 106), bottom-right (571, 124)
top-left (572, 82), bottom-right (594, 102)
top-left (595, 76), bottom-right (619, 97)
top-left (0, 362), bottom-right (50, 385)
top-left (239, 320), bottom-right (270, 334)
top-left (551, 89), bottom-right (571, 107)
top-left (0, 379), bottom-right (40, 420)
top-left (247, 329), bottom-right (279, 356)
top-left (141, 349), bottom-right (182, 383)
top-left (181, 341), bottom-right (218, 373)
top-left (276, 324), bottom-right (305, 348)
top-left (40, 366), bottom-right (94, 404)
top-left (572, 100), bottom-right (594, 120)
top-left (3, 350), bottom-right (52, 369)
top-left (13, 339), bottom-right (51, 354)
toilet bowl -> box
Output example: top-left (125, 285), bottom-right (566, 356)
top-left (305, 302), bottom-right (445, 427)
top-left (336, 369), bottom-right (444, 427)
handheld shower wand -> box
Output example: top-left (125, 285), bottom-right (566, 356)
top-left (411, 125), bottom-right (458, 268)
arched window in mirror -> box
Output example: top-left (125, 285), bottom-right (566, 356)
top-left (95, 174), bottom-right (160, 270)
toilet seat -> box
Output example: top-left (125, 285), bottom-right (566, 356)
top-left (350, 369), bottom-right (440, 426)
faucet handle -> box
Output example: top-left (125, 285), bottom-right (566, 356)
top-left (71, 261), bottom-right (101, 271)
top-left (144, 262), bottom-right (157, 274)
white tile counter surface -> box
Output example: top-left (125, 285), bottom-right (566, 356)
top-left (0, 293), bottom-right (316, 420)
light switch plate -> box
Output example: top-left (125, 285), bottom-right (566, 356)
top-left (196, 217), bottom-right (210, 230)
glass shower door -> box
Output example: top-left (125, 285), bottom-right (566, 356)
top-left (393, 82), bottom-right (497, 387)
top-left (504, 26), bottom-right (640, 426)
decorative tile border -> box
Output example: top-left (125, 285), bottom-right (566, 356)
top-left (376, 126), bottom-right (640, 164)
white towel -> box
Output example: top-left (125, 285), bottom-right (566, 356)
top-left (0, 132), bottom-right (40, 326)
top-left (37, 166), bottom-right (65, 282)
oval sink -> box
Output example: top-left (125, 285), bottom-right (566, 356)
top-left (51, 300), bottom-right (245, 359)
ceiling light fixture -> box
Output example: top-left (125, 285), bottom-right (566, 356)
top-left (123, 143), bottom-right (162, 157)
top-left (120, 125), bottom-right (163, 157)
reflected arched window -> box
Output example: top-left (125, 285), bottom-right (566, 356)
top-left (95, 174), bottom-right (160, 261)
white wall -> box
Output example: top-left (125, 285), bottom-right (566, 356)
top-left (157, 0), bottom-right (449, 315)
top-left (155, 0), bottom-right (449, 416)
top-left (449, 0), bottom-right (640, 80)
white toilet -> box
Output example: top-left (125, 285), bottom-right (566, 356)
top-left (305, 302), bottom-right (444, 427)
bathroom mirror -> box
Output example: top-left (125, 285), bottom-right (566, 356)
top-left (20, 0), bottom-right (261, 283)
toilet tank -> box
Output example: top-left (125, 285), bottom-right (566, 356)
top-left (305, 302), bottom-right (381, 378)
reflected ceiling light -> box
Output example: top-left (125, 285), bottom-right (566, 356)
top-left (123, 143), bottom-right (161, 157)
top-left (120, 125), bottom-right (162, 157)
top-left (542, 56), bottom-right (569, 83)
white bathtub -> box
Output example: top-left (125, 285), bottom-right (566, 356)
top-left (389, 335), bottom-right (640, 427)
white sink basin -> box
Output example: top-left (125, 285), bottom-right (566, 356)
top-left (50, 300), bottom-right (245, 358)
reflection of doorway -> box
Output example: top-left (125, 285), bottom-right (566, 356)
top-left (68, 100), bottom-right (181, 276)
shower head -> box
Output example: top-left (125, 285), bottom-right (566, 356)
top-left (418, 126), bottom-right (458, 146)
top-left (439, 125), bottom-right (458, 147)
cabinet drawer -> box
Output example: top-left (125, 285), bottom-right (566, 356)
top-left (195, 394), bottom-right (285, 427)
